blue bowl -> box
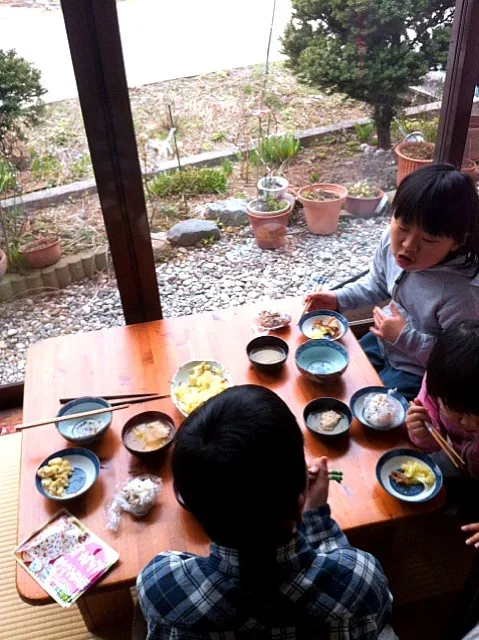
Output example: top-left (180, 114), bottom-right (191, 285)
top-left (303, 397), bottom-right (352, 437)
top-left (36, 448), bottom-right (100, 502)
top-left (350, 386), bottom-right (408, 430)
top-left (298, 309), bottom-right (348, 341)
top-left (376, 448), bottom-right (443, 503)
top-left (56, 396), bottom-right (112, 444)
top-left (295, 339), bottom-right (349, 384)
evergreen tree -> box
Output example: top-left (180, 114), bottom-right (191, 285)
top-left (282, 0), bottom-right (454, 148)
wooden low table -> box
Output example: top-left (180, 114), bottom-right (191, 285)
top-left (17, 298), bottom-right (443, 631)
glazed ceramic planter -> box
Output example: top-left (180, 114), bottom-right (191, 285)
top-left (298, 184), bottom-right (348, 235)
top-left (257, 176), bottom-right (289, 200)
top-left (345, 189), bottom-right (385, 217)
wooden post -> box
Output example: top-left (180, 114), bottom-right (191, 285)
top-left (59, 0), bottom-right (162, 324)
top-left (435, 0), bottom-right (479, 166)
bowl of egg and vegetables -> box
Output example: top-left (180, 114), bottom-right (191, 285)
top-left (298, 310), bottom-right (348, 342)
top-left (36, 448), bottom-right (100, 501)
top-left (171, 360), bottom-right (232, 417)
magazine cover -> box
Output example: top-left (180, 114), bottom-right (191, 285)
top-left (13, 509), bottom-right (119, 607)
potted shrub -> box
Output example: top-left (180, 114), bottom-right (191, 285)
top-left (19, 234), bottom-right (61, 268)
top-left (257, 176), bottom-right (289, 199)
top-left (345, 181), bottom-right (385, 216)
top-left (246, 193), bottom-right (295, 249)
top-left (297, 183), bottom-right (348, 235)
top-left (395, 141), bottom-right (435, 185)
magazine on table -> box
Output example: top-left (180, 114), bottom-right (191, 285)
top-left (13, 509), bottom-right (119, 607)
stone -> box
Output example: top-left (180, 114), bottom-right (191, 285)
top-left (151, 232), bottom-right (173, 262)
top-left (0, 341), bottom-right (6, 349)
top-left (7, 329), bottom-right (18, 337)
top-left (202, 199), bottom-right (248, 226)
top-left (167, 220), bottom-right (220, 247)
top-left (41, 265), bottom-right (59, 289)
top-left (374, 148), bottom-right (386, 156)
top-left (94, 246), bottom-right (109, 272)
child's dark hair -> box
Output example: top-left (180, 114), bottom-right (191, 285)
top-left (393, 164), bottom-right (479, 270)
top-left (172, 384), bottom-right (306, 593)
top-left (427, 320), bottom-right (479, 415)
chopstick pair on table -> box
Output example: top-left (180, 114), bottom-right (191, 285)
top-left (17, 392), bottom-right (170, 431)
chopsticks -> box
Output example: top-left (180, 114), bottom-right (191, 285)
top-left (59, 393), bottom-right (167, 403)
top-left (329, 470), bottom-right (343, 484)
top-left (16, 404), bottom-right (130, 431)
top-left (424, 422), bottom-right (465, 469)
top-left (301, 283), bottom-right (324, 317)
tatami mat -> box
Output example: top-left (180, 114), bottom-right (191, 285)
top-left (0, 433), bottom-right (131, 640)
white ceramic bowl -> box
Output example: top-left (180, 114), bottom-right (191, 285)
top-left (171, 360), bottom-right (233, 417)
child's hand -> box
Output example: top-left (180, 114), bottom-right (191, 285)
top-left (304, 456), bottom-right (329, 511)
top-left (370, 303), bottom-right (406, 343)
top-left (461, 523), bottom-right (479, 547)
top-left (406, 399), bottom-right (431, 440)
top-left (303, 291), bottom-right (338, 311)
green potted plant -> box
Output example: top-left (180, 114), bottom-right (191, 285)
top-left (297, 183), bottom-right (348, 235)
top-left (246, 193), bottom-right (295, 249)
top-left (345, 181), bottom-right (385, 216)
top-left (0, 160), bottom-right (27, 276)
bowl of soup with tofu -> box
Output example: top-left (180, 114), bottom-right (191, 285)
top-left (122, 411), bottom-right (176, 459)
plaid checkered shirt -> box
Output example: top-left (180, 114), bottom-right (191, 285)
top-left (137, 505), bottom-right (392, 639)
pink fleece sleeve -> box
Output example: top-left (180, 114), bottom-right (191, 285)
top-left (407, 377), bottom-right (441, 453)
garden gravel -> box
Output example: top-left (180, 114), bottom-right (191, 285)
top-left (0, 213), bottom-right (388, 384)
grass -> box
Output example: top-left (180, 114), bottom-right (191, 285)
top-left (149, 166), bottom-right (229, 197)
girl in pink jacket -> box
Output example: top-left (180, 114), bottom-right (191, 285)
top-left (406, 320), bottom-right (479, 479)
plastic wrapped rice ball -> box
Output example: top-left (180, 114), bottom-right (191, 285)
top-left (363, 392), bottom-right (403, 428)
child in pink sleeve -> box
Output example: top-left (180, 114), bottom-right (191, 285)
top-left (406, 320), bottom-right (479, 480)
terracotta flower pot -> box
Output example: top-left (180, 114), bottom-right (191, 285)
top-left (246, 194), bottom-right (294, 249)
top-left (20, 235), bottom-right (61, 269)
top-left (462, 158), bottom-right (477, 178)
top-left (395, 141), bottom-right (435, 186)
top-left (0, 250), bottom-right (7, 280)
top-left (346, 189), bottom-right (385, 217)
top-left (298, 183), bottom-right (348, 235)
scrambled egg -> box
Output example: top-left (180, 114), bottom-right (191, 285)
top-left (37, 457), bottom-right (73, 497)
top-left (401, 460), bottom-right (435, 487)
top-left (174, 362), bottom-right (229, 415)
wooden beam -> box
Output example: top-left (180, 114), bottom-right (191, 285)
top-left (435, 0), bottom-right (479, 165)
top-left (0, 382), bottom-right (24, 409)
top-left (59, 0), bottom-right (162, 323)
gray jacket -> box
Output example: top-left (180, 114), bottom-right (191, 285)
top-left (336, 229), bottom-right (479, 377)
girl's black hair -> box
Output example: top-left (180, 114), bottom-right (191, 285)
top-left (393, 164), bottom-right (479, 270)
top-left (172, 384), bottom-right (307, 594)
top-left (427, 320), bottom-right (479, 415)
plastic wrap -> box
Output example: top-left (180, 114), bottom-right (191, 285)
top-left (105, 475), bottom-right (162, 531)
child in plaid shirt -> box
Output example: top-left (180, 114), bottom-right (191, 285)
top-left (136, 385), bottom-right (394, 639)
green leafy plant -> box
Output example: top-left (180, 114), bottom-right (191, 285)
top-left (282, 0), bottom-right (453, 148)
top-left (211, 131), bottom-right (227, 142)
top-left (221, 159), bottom-right (234, 177)
top-left (0, 49), bottom-right (46, 156)
top-left (70, 154), bottom-right (92, 180)
top-left (0, 159), bottom-right (28, 271)
top-left (255, 195), bottom-right (289, 212)
top-left (347, 180), bottom-right (379, 198)
top-left (30, 151), bottom-right (62, 180)
top-left (310, 172), bottom-right (321, 183)
top-left (149, 166), bottom-right (229, 197)
top-left (252, 133), bottom-right (300, 167)
top-left (354, 122), bottom-right (375, 145)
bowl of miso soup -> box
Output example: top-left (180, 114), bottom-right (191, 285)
top-left (246, 335), bottom-right (289, 372)
top-left (122, 411), bottom-right (176, 459)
